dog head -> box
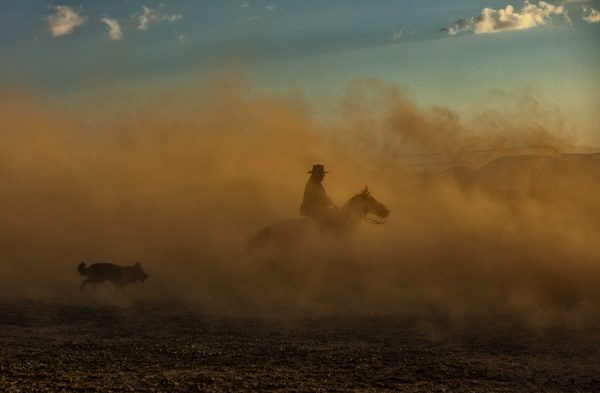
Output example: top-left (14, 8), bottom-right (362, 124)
top-left (132, 262), bottom-right (148, 282)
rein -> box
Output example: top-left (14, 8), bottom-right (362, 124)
top-left (364, 215), bottom-right (386, 225)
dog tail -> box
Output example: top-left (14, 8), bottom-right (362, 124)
top-left (78, 262), bottom-right (89, 276)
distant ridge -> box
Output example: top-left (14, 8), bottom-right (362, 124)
top-left (420, 152), bottom-right (600, 195)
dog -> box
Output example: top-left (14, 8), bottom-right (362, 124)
top-left (78, 262), bottom-right (148, 290)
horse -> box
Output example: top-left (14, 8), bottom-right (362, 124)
top-left (249, 187), bottom-right (389, 249)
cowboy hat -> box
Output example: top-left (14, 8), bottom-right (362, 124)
top-left (307, 164), bottom-right (329, 174)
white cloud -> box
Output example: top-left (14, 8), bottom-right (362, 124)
top-left (136, 5), bottom-right (182, 31)
top-left (582, 6), bottom-right (600, 22)
top-left (241, 1), bottom-right (250, 8)
top-left (445, 1), bottom-right (569, 36)
top-left (266, 5), bottom-right (275, 11)
top-left (46, 5), bottom-right (86, 37)
top-left (100, 17), bottom-right (123, 41)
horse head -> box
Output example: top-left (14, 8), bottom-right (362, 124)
top-left (342, 187), bottom-right (390, 225)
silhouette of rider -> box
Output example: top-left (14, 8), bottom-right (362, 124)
top-left (300, 164), bottom-right (337, 226)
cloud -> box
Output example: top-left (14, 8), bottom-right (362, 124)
top-left (582, 6), bottom-right (600, 22)
top-left (100, 17), bottom-right (123, 41)
top-left (176, 32), bottom-right (187, 43)
top-left (46, 5), bottom-right (86, 37)
top-left (444, 1), bottom-right (569, 36)
top-left (136, 5), bottom-right (182, 31)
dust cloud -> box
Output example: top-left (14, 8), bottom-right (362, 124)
top-left (1, 77), bottom-right (599, 328)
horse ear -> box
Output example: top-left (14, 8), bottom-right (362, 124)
top-left (363, 186), bottom-right (369, 195)
top-left (134, 262), bottom-right (141, 268)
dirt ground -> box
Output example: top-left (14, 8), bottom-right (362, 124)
top-left (0, 302), bottom-right (598, 392)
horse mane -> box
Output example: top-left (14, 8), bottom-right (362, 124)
top-left (341, 191), bottom-right (370, 217)
top-left (343, 193), bottom-right (363, 207)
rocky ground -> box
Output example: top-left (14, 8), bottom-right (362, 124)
top-left (0, 302), bottom-right (598, 392)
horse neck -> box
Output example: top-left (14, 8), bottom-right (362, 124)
top-left (341, 195), bottom-right (366, 221)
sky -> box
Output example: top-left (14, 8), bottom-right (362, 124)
top-left (1, 1), bottom-right (599, 133)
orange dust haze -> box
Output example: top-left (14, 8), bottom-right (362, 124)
top-left (1, 77), bottom-right (599, 329)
